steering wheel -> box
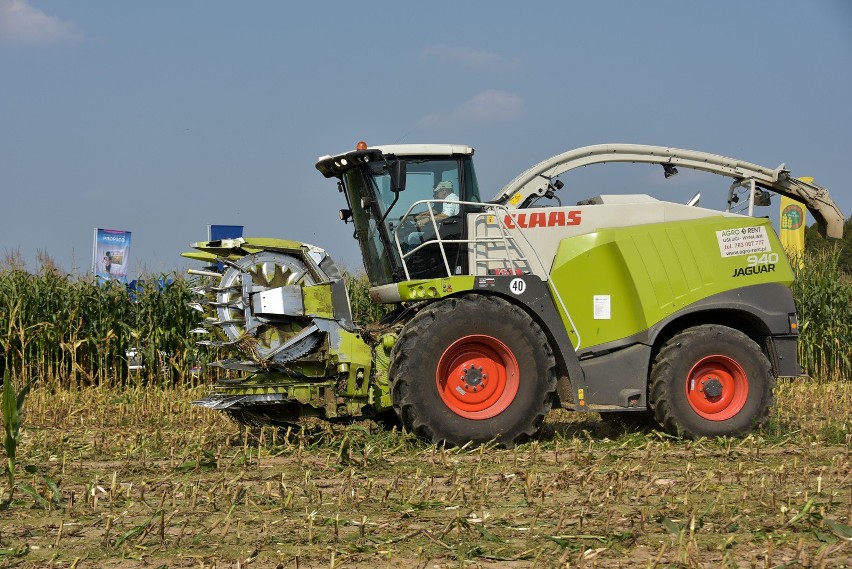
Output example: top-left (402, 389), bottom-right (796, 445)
top-left (394, 215), bottom-right (419, 241)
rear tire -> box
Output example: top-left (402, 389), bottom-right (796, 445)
top-left (649, 325), bottom-right (774, 438)
top-left (389, 295), bottom-right (556, 448)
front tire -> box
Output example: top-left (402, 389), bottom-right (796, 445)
top-left (649, 325), bottom-right (774, 438)
top-left (389, 295), bottom-right (557, 448)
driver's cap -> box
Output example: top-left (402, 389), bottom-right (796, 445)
top-left (434, 181), bottom-right (453, 194)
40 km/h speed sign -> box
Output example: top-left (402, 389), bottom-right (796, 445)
top-left (509, 278), bottom-right (526, 295)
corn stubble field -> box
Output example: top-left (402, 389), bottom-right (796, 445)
top-left (0, 379), bottom-right (849, 568)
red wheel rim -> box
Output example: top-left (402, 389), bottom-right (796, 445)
top-left (685, 355), bottom-right (749, 421)
top-left (436, 335), bottom-right (519, 419)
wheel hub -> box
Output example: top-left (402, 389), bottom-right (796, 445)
top-left (461, 365), bottom-right (486, 391)
top-left (701, 377), bottom-right (723, 398)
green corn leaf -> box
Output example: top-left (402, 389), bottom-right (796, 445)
top-left (824, 518), bottom-right (852, 541)
top-left (472, 523), bottom-right (503, 543)
top-left (660, 517), bottom-right (684, 535)
top-left (113, 509), bottom-right (162, 548)
top-left (23, 466), bottom-right (64, 506)
top-left (0, 544), bottom-right (30, 558)
top-left (542, 535), bottom-right (573, 549)
top-left (3, 369), bottom-right (19, 469)
top-left (113, 524), bottom-right (149, 548)
top-left (17, 483), bottom-right (49, 509)
top-left (43, 476), bottom-right (63, 506)
top-left (784, 497), bottom-right (816, 528)
top-left (16, 379), bottom-right (33, 416)
top-left (175, 460), bottom-right (198, 473)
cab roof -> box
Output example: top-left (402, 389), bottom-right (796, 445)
top-left (318, 144), bottom-right (473, 163)
top-left (316, 143), bottom-right (474, 179)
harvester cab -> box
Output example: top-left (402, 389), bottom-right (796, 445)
top-left (184, 142), bottom-right (844, 447)
top-left (315, 143), bottom-right (483, 285)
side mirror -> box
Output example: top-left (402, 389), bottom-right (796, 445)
top-left (753, 189), bottom-right (772, 207)
top-left (389, 160), bottom-right (407, 193)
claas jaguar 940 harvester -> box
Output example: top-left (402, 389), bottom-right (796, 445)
top-left (183, 142), bottom-right (844, 447)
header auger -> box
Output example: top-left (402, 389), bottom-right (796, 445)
top-left (184, 142), bottom-right (843, 447)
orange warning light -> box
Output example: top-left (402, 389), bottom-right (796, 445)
top-left (356, 141), bottom-right (368, 150)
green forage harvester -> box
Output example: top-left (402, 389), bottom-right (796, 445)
top-left (183, 142), bottom-right (844, 447)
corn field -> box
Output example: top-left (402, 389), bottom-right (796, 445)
top-left (790, 246), bottom-right (852, 381)
top-left (0, 262), bottom-right (204, 387)
top-left (344, 271), bottom-right (393, 325)
top-left (0, 258), bottom-right (390, 387)
top-left (1, 248), bottom-right (850, 385)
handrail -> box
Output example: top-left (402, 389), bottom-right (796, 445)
top-left (392, 200), bottom-right (549, 280)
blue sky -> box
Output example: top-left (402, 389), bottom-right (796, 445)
top-left (2, 1), bottom-right (850, 276)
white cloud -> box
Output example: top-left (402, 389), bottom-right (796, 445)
top-left (452, 90), bottom-right (525, 122)
top-left (421, 44), bottom-right (520, 70)
top-left (416, 90), bottom-right (525, 130)
top-left (415, 113), bottom-right (443, 129)
top-left (0, 0), bottom-right (81, 45)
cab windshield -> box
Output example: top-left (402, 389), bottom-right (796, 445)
top-left (372, 158), bottom-right (468, 217)
top-left (344, 155), bottom-right (480, 285)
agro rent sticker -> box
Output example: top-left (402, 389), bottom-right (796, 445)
top-left (716, 226), bottom-right (771, 257)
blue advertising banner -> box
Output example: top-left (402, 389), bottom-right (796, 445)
top-left (208, 224), bottom-right (244, 241)
top-left (92, 228), bottom-right (132, 283)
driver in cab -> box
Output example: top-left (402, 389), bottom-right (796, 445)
top-left (407, 181), bottom-right (460, 248)
top-left (415, 181), bottom-right (459, 228)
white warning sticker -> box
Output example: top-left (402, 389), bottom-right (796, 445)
top-left (593, 295), bottom-right (611, 320)
top-left (716, 226), bottom-right (771, 257)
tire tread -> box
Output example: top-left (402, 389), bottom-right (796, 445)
top-left (390, 295), bottom-right (556, 447)
top-left (649, 324), bottom-right (774, 438)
